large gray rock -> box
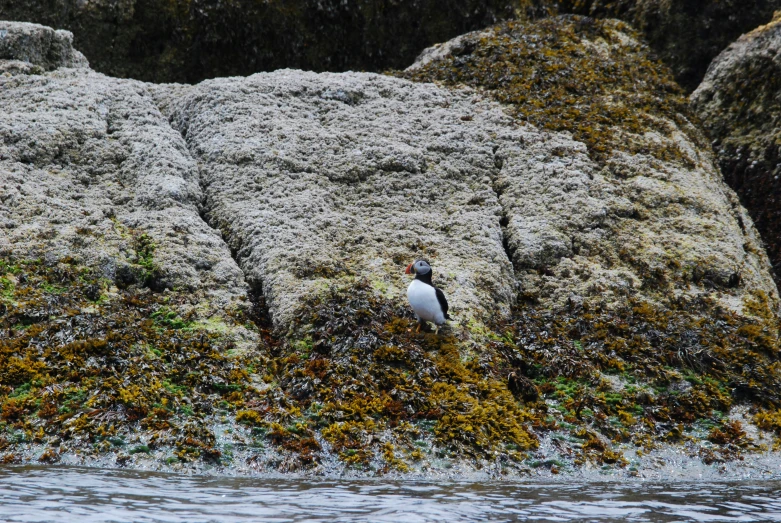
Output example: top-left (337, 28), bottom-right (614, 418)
top-left (156, 73), bottom-right (520, 327)
top-left (691, 11), bottom-right (781, 285)
top-left (401, 16), bottom-right (779, 322)
top-left (156, 60), bottom-right (778, 329)
top-left (3, 16), bottom-right (775, 336)
top-left (0, 21), bottom-right (249, 319)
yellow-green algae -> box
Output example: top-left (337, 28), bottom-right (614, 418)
top-left (399, 15), bottom-right (703, 166)
top-left (240, 275), bottom-right (781, 472)
top-left (0, 256), bottom-right (260, 465)
top-left (245, 282), bottom-right (539, 472)
top-left (3, 254), bottom-right (781, 470)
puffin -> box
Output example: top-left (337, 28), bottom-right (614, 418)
top-left (405, 259), bottom-right (451, 334)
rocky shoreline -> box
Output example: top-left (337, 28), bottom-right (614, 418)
top-left (2, 16), bottom-right (781, 477)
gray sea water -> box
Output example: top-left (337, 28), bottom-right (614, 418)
top-left (1, 466), bottom-right (781, 522)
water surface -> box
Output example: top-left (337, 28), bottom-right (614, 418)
top-left (1, 466), bottom-right (781, 522)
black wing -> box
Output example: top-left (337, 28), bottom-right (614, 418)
top-left (435, 287), bottom-right (451, 320)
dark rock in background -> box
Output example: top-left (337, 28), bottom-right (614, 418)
top-left (552, 0), bottom-right (781, 92)
top-left (2, 0), bottom-right (780, 91)
top-left (0, 0), bottom-right (544, 83)
top-left (691, 11), bottom-right (781, 284)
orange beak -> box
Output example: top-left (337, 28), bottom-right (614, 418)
top-left (405, 263), bottom-right (413, 275)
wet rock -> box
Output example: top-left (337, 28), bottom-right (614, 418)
top-left (507, 371), bottom-right (539, 402)
top-left (691, 11), bottom-right (781, 285)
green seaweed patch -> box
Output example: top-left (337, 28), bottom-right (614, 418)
top-left (151, 306), bottom-right (194, 330)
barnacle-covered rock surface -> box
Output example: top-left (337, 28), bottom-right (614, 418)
top-left (1, 17), bottom-right (781, 477)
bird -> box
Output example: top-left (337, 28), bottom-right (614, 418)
top-left (405, 259), bottom-right (450, 334)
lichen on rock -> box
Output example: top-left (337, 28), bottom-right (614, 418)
top-left (400, 15), bottom-right (777, 318)
top-left (157, 70), bottom-right (528, 328)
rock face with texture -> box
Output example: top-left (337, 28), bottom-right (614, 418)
top-left (0, 23), bottom-right (247, 308)
top-left (0, 21), bottom-right (261, 472)
top-left (3, 18), bottom-right (781, 476)
top-left (149, 16), bottom-right (781, 475)
top-left (403, 16), bottom-right (778, 320)
top-left (158, 72), bottom-right (525, 327)
top-left (692, 11), bottom-right (781, 284)
top-left (156, 14), bottom-right (780, 328)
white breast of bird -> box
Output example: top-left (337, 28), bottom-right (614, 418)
top-left (407, 279), bottom-right (445, 324)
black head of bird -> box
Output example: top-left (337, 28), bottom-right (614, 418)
top-left (405, 259), bottom-right (432, 282)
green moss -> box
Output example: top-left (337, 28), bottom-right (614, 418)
top-left (151, 306), bottom-right (193, 330)
top-left (0, 277), bottom-right (15, 301)
top-left (190, 316), bottom-right (231, 334)
top-left (128, 232), bottom-right (158, 286)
